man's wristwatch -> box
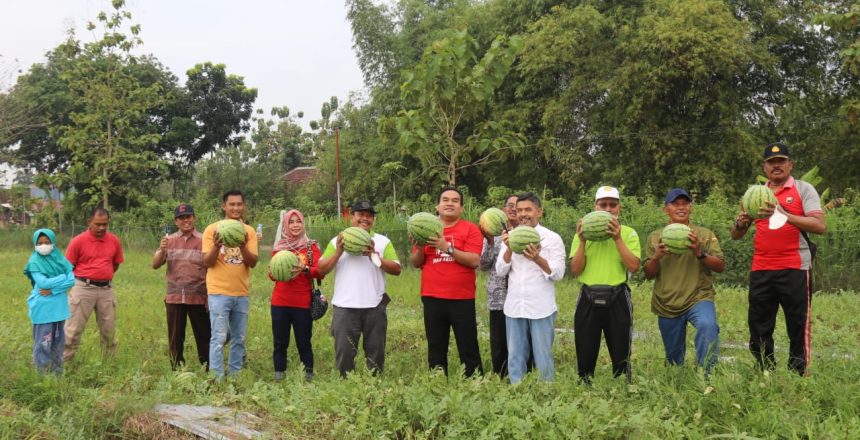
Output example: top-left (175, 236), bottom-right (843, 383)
top-left (697, 251), bottom-right (708, 260)
top-left (447, 244), bottom-right (455, 254)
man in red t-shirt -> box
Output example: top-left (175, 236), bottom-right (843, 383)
top-left (410, 187), bottom-right (484, 376)
top-left (731, 143), bottom-right (825, 376)
top-left (63, 207), bottom-right (124, 362)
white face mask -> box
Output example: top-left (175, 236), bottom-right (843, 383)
top-left (35, 244), bottom-right (54, 256)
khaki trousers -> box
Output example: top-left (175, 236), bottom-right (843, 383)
top-left (63, 280), bottom-right (117, 362)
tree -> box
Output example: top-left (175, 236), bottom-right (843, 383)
top-left (384, 30), bottom-right (524, 185)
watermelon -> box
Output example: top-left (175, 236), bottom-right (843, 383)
top-left (342, 226), bottom-right (372, 255)
top-left (508, 225), bottom-right (541, 254)
top-left (661, 223), bottom-right (692, 254)
top-left (742, 185), bottom-right (777, 219)
top-left (581, 211), bottom-right (614, 241)
top-left (407, 212), bottom-right (443, 245)
top-left (270, 250), bottom-right (300, 281)
top-left (479, 207), bottom-right (508, 236)
top-left (217, 219), bottom-right (246, 247)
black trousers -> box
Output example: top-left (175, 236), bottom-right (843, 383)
top-left (489, 309), bottom-right (534, 377)
top-left (166, 303), bottom-right (210, 369)
top-left (422, 297), bottom-right (483, 377)
top-left (331, 303), bottom-right (387, 377)
top-left (748, 269), bottom-right (811, 376)
top-left (573, 286), bottom-right (632, 382)
top-left (271, 305), bottom-right (314, 373)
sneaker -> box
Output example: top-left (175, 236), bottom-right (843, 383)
top-left (304, 370), bottom-right (314, 382)
top-left (274, 371), bottom-right (285, 382)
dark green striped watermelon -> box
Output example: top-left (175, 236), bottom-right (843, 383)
top-left (407, 212), bottom-right (443, 245)
top-left (342, 227), bottom-right (372, 255)
top-left (742, 185), bottom-right (777, 219)
top-left (217, 219), bottom-right (246, 247)
top-left (508, 225), bottom-right (541, 253)
top-left (479, 208), bottom-right (508, 236)
top-left (270, 250), bottom-right (300, 281)
top-left (661, 223), bottom-right (692, 254)
top-left (581, 211), bottom-right (614, 241)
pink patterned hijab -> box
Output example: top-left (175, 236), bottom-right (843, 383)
top-left (273, 209), bottom-right (310, 252)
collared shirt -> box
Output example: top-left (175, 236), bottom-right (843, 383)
top-left (164, 230), bottom-right (207, 305)
top-left (66, 230), bottom-right (124, 281)
top-left (479, 238), bottom-right (508, 311)
top-left (752, 176), bottom-right (823, 271)
top-left (322, 232), bottom-right (399, 308)
top-left (569, 225), bottom-right (640, 286)
top-left (495, 224), bottom-right (566, 319)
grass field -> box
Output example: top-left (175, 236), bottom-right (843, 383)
top-left (1, 247), bottom-right (858, 439)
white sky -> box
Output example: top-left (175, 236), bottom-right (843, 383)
top-left (0, 0), bottom-right (367, 185)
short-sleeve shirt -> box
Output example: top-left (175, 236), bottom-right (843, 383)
top-left (270, 242), bottom-right (323, 309)
top-left (202, 221), bottom-right (258, 296)
top-left (66, 230), bottom-right (124, 281)
top-left (752, 177), bottom-right (823, 271)
top-left (164, 230), bottom-right (207, 305)
top-left (569, 225), bottom-right (640, 286)
top-left (417, 220), bottom-right (484, 300)
top-left (644, 224), bottom-right (723, 317)
top-left (322, 232), bottom-right (399, 308)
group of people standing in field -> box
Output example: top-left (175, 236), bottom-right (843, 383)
top-left (23, 142), bottom-right (824, 382)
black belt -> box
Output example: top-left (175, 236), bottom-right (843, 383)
top-left (76, 277), bottom-right (111, 287)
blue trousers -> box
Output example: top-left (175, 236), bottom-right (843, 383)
top-left (208, 295), bottom-right (249, 378)
top-left (506, 312), bottom-right (556, 383)
top-left (657, 300), bottom-right (719, 372)
top-left (33, 321), bottom-right (64, 375)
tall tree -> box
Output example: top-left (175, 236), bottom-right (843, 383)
top-left (384, 30), bottom-right (524, 185)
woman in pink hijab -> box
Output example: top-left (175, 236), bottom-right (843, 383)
top-left (269, 209), bottom-right (323, 381)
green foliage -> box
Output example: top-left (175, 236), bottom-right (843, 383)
top-left (0, 248), bottom-right (859, 438)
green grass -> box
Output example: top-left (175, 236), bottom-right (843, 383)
top-left (1, 247), bottom-right (858, 439)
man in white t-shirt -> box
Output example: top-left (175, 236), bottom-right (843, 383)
top-left (317, 200), bottom-right (401, 376)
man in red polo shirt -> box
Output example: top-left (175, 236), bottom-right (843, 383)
top-left (63, 207), bottom-right (124, 362)
top-left (410, 187), bottom-right (484, 377)
top-left (731, 143), bottom-right (825, 376)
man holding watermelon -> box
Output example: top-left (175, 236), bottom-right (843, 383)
top-left (569, 186), bottom-right (641, 383)
top-left (202, 190), bottom-right (259, 380)
top-left (731, 143), bottom-right (825, 376)
top-left (643, 189), bottom-right (725, 376)
top-left (410, 187), bottom-right (484, 377)
top-left (317, 200), bottom-right (401, 377)
top-left (495, 192), bottom-right (566, 383)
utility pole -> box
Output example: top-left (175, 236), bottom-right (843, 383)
top-left (335, 128), bottom-right (342, 218)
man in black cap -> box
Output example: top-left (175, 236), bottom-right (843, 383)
top-left (731, 143), bottom-right (825, 376)
top-left (318, 200), bottom-right (401, 376)
top-left (644, 189), bottom-right (724, 376)
top-left (152, 203), bottom-right (210, 369)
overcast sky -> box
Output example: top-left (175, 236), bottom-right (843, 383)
top-left (0, 0), bottom-right (367, 185)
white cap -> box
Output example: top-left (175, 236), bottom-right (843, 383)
top-left (595, 186), bottom-right (620, 200)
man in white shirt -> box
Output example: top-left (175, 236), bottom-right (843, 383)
top-left (496, 192), bottom-right (566, 383)
top-left (317, 200), bottom-right (401, 377)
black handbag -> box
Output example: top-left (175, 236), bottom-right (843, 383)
top-left (307, 244), bottom-right (328, 320)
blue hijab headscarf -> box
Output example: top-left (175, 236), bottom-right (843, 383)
top-left (23, 228), bottom-right (74, 287)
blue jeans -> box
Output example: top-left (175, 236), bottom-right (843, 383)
top-left (33, 321), bottom-right (64, 375)
top-left (208, 295), bottom-right (249, 378)
top-left (506, 312), bottom-right (556, 383)
top-left (657, 300), bottom-right (719, 372)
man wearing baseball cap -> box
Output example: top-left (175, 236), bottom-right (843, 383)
top-left (318, 200), bottom-right (401, 377)
top-left (152, 203), bottom-right (210, 369)
top-left (644, 189), bottom-right (724, 376)
top-left (569, 186), bottom-right (641, 383)
top-left (731, 143), bottom-right (825, 376)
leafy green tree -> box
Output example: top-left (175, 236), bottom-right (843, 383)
top-left (384, 30), bottom-right (524, 185)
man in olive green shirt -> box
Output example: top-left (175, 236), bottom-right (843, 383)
top-left (643, 188), bottom-right (725, 374)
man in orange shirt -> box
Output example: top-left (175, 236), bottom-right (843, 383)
top-left (202, 190), bottom-right (258, 379)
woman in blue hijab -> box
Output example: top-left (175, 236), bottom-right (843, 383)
top-left (23, 228), bottom-right (76, 374)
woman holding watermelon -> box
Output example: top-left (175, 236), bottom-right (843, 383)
top-left (269, 209), bottom-right (324, 382)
